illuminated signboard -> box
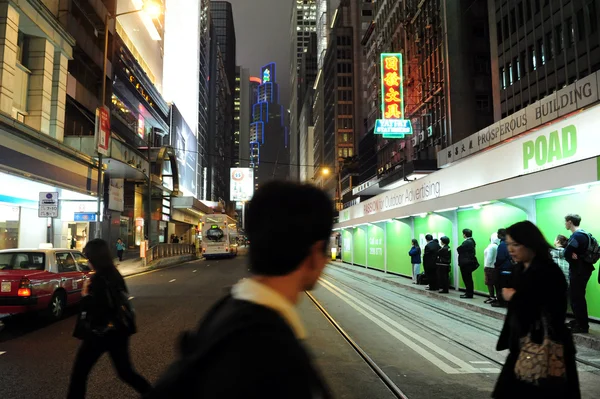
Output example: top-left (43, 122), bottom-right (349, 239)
top-left (263, 68), bottom-right (271, 83)
top-left (375, 53), bottom-right (413, 139)
top-left (230, 168), bottom-right (255, 202)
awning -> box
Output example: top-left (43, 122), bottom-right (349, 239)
top-left (171, 197), bottom-right (214, 224)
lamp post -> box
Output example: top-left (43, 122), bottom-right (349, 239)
top-left (96, 2), bottom-right (161, 240)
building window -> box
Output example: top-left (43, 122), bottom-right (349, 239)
top-left (537, 39), bottom-right (545, 65)
top-left (475, 95), bottom-right (490, 111)
top-left (503, 16), bottom-right (509, 40)
top-left (546, 32), bottom-right (554, 60)
top-left (510, 9), bottom-right (517, 33)
top-left (530, 45), bottom-right (536, 70)
top-left (497, 21), bottom-right (503, 44)
top-left (577, 9), bottom-right (585, 41)
top-left (520, 50), bottom-right (527, 75)
top-left (555, 24), bottom-right (563, 53)
top-left (348, 148), bottom-right (353, 157)
top-left (526, 0), bottom-right (532, 20)
top-left (566, 17), bottom-right (575, 46)
top-left (501, 66), bottom-right (507, 88)
top-left (534, 0), bottom-right (541, 13)
top-left (518, 2), bottom-right (524, 26)
top-left (515, 57), bottom-right (521, 80)
top-left (589, 2), bottom-right (598, 33)
top-left (508, 62), bottom-right (513, 85)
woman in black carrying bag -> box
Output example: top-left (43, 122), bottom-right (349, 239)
top-left (493, 221), bottom-right (579, 399)
top-left (67, 239), bottom-right (151, 399)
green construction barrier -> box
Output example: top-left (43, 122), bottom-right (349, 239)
top-left (385, 220), bottom-right (413, 275)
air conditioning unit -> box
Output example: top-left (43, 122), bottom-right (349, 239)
top-left (411, 136), bottom-right (418, 146)
top-left (419, 132), bottom-right (425, 142)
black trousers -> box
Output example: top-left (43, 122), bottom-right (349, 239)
top-left (67, 334), bottom-right (151, 399)
top-left (495, 271), bottom-right (512, 305)
top-left (437, 265), bottom-right (450, 292)
top-left (570, 266), bottom-right (593, 329)
top-left (424, 263), bottom-right (439, 290)
top-left (117, 250), bottom-right (124, 261)
top-left (460, 267), bottom-right (474, 296)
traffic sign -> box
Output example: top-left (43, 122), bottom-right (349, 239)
top-left (39, 192), bottom-right (58, 218)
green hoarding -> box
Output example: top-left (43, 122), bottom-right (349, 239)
top-left (342, 229), bottom-right (353, 262)
top-left (353, 227), bottom-right (367, 266)
top-left (385, 220), bottom-right (412, 275)
top-left (367, 223), bottom-right (385, 270)
top-left (535, 185), bottom-right (600, 319)
top-left (457, 204), bottom-right (527, 293)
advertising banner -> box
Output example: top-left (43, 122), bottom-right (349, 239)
top-left (230, 168), bottom-right (254, 201)
top-left (170, 105), bottom-right (198, 197)
top-left (108, 179), bottom-right (124, 212)
top-left (95, 106), bottom-right (110, 156)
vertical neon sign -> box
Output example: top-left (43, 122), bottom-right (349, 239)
top-left (375, 53), bottom-right (412, 138)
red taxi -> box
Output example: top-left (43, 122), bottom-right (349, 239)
top-left (0, 248), bottom-right (92, 320)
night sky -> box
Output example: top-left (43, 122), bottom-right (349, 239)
top-left (228, 0), bottom-right (292, 108)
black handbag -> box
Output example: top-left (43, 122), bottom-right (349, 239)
top-left (104, 277), bottom-right (137, 336)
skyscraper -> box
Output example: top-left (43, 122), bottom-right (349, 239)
top-left (250, 63), bottom-right (289, 189)
top-left (290, 1), bottom-right (318, 181)
top-left (235, 66), bottom-right (251, 167)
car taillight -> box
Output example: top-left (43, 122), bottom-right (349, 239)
top-left (18, 278), bottom-right (31, 297)
top-left (225, 247), bottom-right (229, 252)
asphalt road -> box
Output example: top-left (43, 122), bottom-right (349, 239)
top-left (0, 255), bottom-right (392, 399)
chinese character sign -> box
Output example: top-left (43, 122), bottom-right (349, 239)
top-left (380, 53), bottom-right (404, 121)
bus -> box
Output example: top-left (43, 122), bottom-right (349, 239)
top-left (201, 214), bottom-right (239, 259)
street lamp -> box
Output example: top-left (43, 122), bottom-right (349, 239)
top-left (321, 168), bottom-right (330, 176)
top-left (95, 1), bottom-right (163, 240)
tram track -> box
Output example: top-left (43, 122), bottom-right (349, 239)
top-left (322, 266), bottom-right (600, 372)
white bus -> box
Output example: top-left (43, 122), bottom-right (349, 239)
top-left (201, 214), bottom-right (239, 259)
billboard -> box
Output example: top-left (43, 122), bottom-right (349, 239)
top-left (230, 168), bottom-right (254, 202)
top-left (171, 105), bottom-right (198, 197)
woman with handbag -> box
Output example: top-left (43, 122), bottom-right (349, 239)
top-left (67, 239), bottom-right (151, 399)
top-left (493, 221), bottom-right (580, 398)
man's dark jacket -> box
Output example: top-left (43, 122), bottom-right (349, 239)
top-left (423, 239), bottom-right (441, 269)
top-left (145, 295), bottom-right (332, 399)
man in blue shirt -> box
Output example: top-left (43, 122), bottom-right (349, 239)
top-left (564, 214), bottom-right (595, 334)
top-left (492, 228), bottom-right (512, 307)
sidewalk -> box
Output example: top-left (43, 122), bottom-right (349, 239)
top-left (328, 261), bottom-right (600, 351)
top-left (115, 253), bottom-right (197, 277)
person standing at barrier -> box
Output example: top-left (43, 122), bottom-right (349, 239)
top-left (436, 236), bottom-right (452, 293)
top-left (408, 239), bottom-right (422, 284)
top-left (492, 229), bottom-right (513, 308)
top-left (145, 181), bottom-right (333, 398)
top-left (423, 235), bottom-right (441, 291)
top-left (457, 229), bottom-right (478, 298)
top-left (564, 214), bottom-right (596, 334)
top-left (492, 221), bottom-right (579, 399)
top-left (484, 233), bottom-right (500, 304)
top-left (551, 235), bottom-right (570, 284)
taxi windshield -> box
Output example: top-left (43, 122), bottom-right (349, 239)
top-left (0, 252), bottom-right (45, 271)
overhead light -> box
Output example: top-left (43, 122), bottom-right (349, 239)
top-left (434, 207), bottom-right (458, 212)
top-left (459, 201), bottom-right (490, 210)
top-left (507, 190), bottom-right (551, 200)
top-left (410, 213), bottom-right (428, 218)
top-left (132, 0), bottom-right (161, 40)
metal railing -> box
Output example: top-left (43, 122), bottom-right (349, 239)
top-left (146, 243), bottom-right (196, 263)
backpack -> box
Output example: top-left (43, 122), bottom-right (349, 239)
top-left (581, 231), bottom-right (600, 265)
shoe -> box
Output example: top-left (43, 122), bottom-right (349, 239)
top-left (491, 301), bottom-right (506, 308)
top-left (484, 297), bottom-right (496, 304)
top-left (438, 290), bottom-right (449, 294)
top-left (460, 294), bottom-right (473, 299)
top-left (570, 325), bottom-right (589, 334)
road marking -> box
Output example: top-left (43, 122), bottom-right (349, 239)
top-left (469, 361), bottom-right (492, 364)
top-left (319, 277), bottom-right (498, 374)
top-left (0, 351), bottom-right (5, 356)
top-left (588, 359), bottom-right (600, 362)
top-left (193, 270), bottom-right (197, 273)
top-left (169, 279), bottom-right (176, 283)
top-left (128, 296), bottom-right (135, 300)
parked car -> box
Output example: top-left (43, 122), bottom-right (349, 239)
top-left (0, 248), bottom-right (92, 320)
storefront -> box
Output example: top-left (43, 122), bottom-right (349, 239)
top-left (335, 101), bottom-right (600, 320)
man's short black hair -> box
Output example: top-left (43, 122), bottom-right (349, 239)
top-left (497, 228), bottom-right (507, 239)
top-left (565, 214), bottom-right (581, 226)
top-left (440, 236), bottom-right (450, 245)
top-left (425, 234), bottom-right (433, 241)
top-left (246, 181), bottom-right (334, 276)
top-left (463, 228), bottom-right (473, 238)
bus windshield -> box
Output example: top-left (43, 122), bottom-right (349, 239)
top-left (206, 226), bottom-right (225, 242)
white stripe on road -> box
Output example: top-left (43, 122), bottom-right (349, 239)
top-left (169, 279), bottom-right (176, 283)
top-left (319, 277), bottom-right (499, 374)
top-left (128, 296), bottom-right (135, 300)
top-left (469, 361), bottom-right (492, 364)
top-left (0, 351), bottom-right (5, 356)
top-left (193, 270), bottom-right (197, 273)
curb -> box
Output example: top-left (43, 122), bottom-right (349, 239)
top-left (121, 255), bottom-right (199, 278)
top-left (329, 262), bottom-right (600, 351)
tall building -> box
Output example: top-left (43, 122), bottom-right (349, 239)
top-left (210, 2), bottom-right (236, 99)
top-left (299, 33), bottom-right (319, 182)
top-left (199, 0), bottom-right (211, 201)
top-left (489, 0), bottom-right (600, 120)
top-left (356, 0), bottom-right (494, 194)
top-left (290, 1), bottom-right (317, 182)
top-left (250, 63), bottom-right (289, 189)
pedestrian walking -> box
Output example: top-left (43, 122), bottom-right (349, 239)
top-left (484, 233), bottom-right (500, 304)
top-left (116, 238), bottom-right (125, 262)
top-left (145, 181), bottom-right (333, 398)
top-left (457, 229), bottom-right (479, 298)
top-left (423, 235), bottom-right (441, 291)
top-left (492, 228), bottom-right (513, 307)
top-left (492, 221), bottom-right (579, 399)
top-left (67, 239), bottom-right (151, 399)
top-left (409, 239), bottom-right (422, 284)
top-left (564, 214), bottom-right (597, 334)
top-left (436, 236), bottom-right (452, 293)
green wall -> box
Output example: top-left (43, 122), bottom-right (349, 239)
top-left (414, 214), bottom-right (452, 251)
top-left (456, 204), bottom-right (527, 293)
top-left (353, 227), bottom-right (367, 266)
top-left (386, 220), bottom-right (413, 275)
top-left (536, 185), bottom-right (600, 319)
top-left (367, 223), bottom-right (385, 270)
top-left (342, 229), bottom-right (353, 262)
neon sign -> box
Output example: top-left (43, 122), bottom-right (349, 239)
top-left (375, 53), bottom-right (412, 138)
top-left (263, 68), bottom-right (271, 83)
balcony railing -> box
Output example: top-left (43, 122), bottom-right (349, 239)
top-left (146, 243), bottom-right (196, 263)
